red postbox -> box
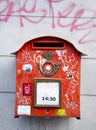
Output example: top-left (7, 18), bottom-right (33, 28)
top-left (14, 36), bottom-right (83, 118)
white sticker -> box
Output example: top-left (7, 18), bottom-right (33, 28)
top-left (18, 106), bottom-right (31, 115)
top-left (22, 64), bottom-right (32, 72)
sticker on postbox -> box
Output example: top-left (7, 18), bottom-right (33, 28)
top-left (23, 83), bottom-right (32, 96)
top-left (18, 106), bottom-right (31, 115)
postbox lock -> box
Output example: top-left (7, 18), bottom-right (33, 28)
top-left (38, 61), bottom-right (61, 76)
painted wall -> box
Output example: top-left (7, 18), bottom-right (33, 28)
top-left (0, 0), bottom-right (96, 130)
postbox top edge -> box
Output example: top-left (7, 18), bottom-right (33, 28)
top-left (11, 36), bottom-right (87, 56)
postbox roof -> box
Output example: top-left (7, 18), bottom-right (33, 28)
top-left (12, 36), bottom-right (86, 56)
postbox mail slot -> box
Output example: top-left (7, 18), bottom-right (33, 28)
top-left (32, 41), bottom-right (64, 49)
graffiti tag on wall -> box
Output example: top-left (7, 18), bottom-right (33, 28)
top-left (0, 0), bottom-right (96, 44)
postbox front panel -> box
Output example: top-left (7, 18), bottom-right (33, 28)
top-left (15, 37), bottom-right (81, 118)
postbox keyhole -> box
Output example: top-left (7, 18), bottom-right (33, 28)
top-left (46, 108), bottom-right (50, 113)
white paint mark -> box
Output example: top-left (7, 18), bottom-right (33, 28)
top-left (63, 66), bottom-right (68, 72)
top-left (56, 50), bottom-right (67, 57)
top-left (64, 101), bottom-right (78, 110)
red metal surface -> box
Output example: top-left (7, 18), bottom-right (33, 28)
top-left (15, 36), bottom-right (81, 118)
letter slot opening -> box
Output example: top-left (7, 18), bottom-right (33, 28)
top-left (32, 42), bottom-right (64, 49)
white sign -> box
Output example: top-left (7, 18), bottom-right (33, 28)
top-left (18, 106), bottom-right (31, 115)
top-left (35, 81), bottom-right (61, 107)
